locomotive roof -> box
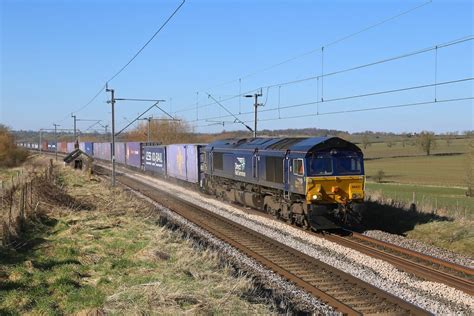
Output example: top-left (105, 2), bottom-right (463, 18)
top-left (207, 137), bottom-right (362, 154)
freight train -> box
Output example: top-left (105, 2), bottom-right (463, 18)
top-left (18, 137), bottom-right (365, 229)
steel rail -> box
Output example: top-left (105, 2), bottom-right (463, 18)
top-left (322, 232), bottom-right (474, 296)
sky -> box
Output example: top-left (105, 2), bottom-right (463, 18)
top-left (1, 0), bottom-right (473, 134)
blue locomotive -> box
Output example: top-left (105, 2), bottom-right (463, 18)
top-left (202, 137), bottom-right (365, 229)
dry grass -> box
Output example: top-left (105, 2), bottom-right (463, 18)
top-left (0, 164), bottom-right (274, 315)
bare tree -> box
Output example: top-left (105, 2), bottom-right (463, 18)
top-left (417, 131), bottom-right (437, 156)
top-left (124, 118), bottom-right (196, 144)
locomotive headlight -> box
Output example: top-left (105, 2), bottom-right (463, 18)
top-left (352, 193), bottom-right (361, 199)
top-left (312, 194), bottom-right (319, 200)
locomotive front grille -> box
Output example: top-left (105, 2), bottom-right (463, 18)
top-left (306, 176), bottom-right (365, 204)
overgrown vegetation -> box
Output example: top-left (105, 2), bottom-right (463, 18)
top-left (0, 164), bottom-right (273, 315)
top-left (0, 124), bottom-right (28, 168)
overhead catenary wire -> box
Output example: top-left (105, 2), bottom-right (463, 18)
top-left (172, 35), bottom-right (473, 116)
top-left (59, 0), bottom-right (186, 122)
top-left (189, 77), bottom-right (473, 123)
top-left (58, 0), bottom-right (427, 127)
top-left (192, 96), bottom-right (473, 129)
top-left (207, 93), bottom-right (253, 132)
top-left (107, 0), bottom-right (186, 84)
top-left (193, 0), bottom-right (432, 93)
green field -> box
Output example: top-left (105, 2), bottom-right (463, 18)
top-left (363, 138), bottom-right (471, 187)
top-left (361, 138), bottom-right (469, 159)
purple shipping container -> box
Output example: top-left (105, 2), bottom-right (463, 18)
top-left (114, 142), bottom-right (126, 164)
top-left (166, 144), bottom-right (202, 183)
top-left (143, 146), bottom-right (166, 174)
top-left (67, 142), bottom-right (75, 153)
top-left (79, 142), bottom-right (94, 156)
top-left (94, 142), bottom-right (111, 161)
top-left (126, 142), bottom-right (141, 168)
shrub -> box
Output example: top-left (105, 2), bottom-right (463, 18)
top-left (0, 124), bottom-right (29, 167)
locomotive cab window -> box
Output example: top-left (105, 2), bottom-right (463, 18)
top-left (309, 156), bottom-right (333, 175)
top-left (334, 156), bottom-right (362, 175)
top-left (293, 159), bottom-right (304, 176)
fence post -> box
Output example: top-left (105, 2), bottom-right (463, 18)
top-left (19, 185), bottom-right (25, 231)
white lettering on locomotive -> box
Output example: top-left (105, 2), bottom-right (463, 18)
top-left (235, 157), bottom-right (246, 176)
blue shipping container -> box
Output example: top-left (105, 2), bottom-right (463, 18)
top-left (126, 142), bottom-right (141, 168)
top-left (143, 146), bottom-right (167, 174)
top-left (115, 142), bottom-right (126, 164)
top-left (166, 144), bottom-right (203, 183)
top-left (79, 142), bottom-right (94, 156)
top-left (94, 142), bottom-right (111, 161)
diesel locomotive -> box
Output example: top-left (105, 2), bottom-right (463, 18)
top-left (202, 137), bottom-right (365, 229)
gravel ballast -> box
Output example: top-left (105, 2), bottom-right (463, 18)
top-left (363, 230), bottom-right (474, 268)
top-left (103, 163), bottom-right (474, 314)
top-left (130, 188), bottom-right (338, 315)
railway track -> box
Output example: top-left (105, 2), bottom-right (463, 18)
top-left (95, 166), bottom-right (428, 315)
top-left (321, 231), bottom-right (474, 296)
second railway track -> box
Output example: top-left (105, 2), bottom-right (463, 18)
top-left (321, 231), bottom-right (474, 296)
top-left (97, 166), bottom-right (428, 315)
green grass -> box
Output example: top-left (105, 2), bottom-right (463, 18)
top-left (366, 182), bottom-right (473, 219)
top-left (364, 182), bottom-right (473, 257)
top-left (407, 221), bottom-right (474, 257)
top-left (365, 152), bottom-right (469, 187)
top-left (0, 168), bottom-right (273, 315)
top-left (362, 137), bottom-right (471, 187)
top-left (361, 137), bottom-right (470, 159)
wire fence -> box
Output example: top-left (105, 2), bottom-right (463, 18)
top-left (0, 160), bottom-right (57, 248)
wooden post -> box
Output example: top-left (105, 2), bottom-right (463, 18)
top-left (19, 185), bottom-right (25, 231)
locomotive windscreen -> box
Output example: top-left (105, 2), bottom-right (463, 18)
top-left (308, 152), bottom-right (363, 176)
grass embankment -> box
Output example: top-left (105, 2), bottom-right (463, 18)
top-left (361, 138), bottom-right (473, 257)
top-left (0, 166), bottom-right (273, 315)
top-left (366, 183), bottom-right (473, 219)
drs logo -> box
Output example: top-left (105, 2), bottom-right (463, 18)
top-left (235, 157), bottom-right (246, 177)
